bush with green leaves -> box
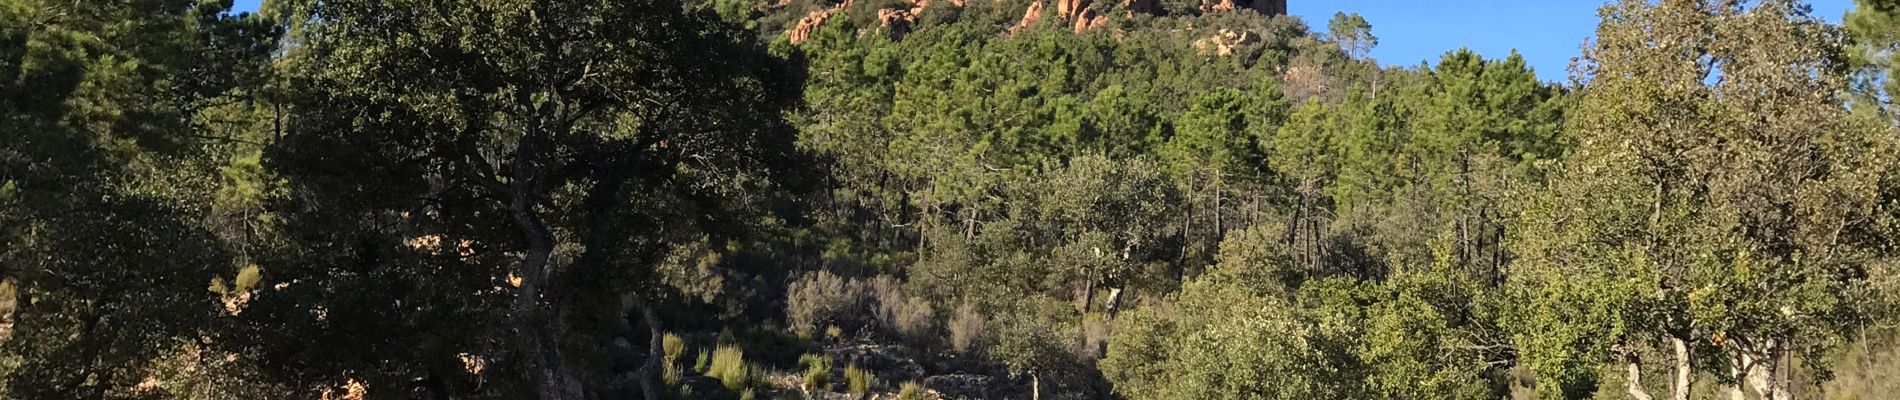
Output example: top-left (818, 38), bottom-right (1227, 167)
top-left (897, 381), bottom-right (926, 400)
top-left (844, 363), bottom-right (874, 396)
top-left (662, 333), bottom-right (688, 385)
top-left (799, 353), bottom-right (833, 392)
top-left (786, 271), bottom-right (868, 338)
top-left (707, 345), bottom-right (759, 394)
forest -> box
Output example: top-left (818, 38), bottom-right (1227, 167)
top-left (3, 0), bottom-right (1900, 399)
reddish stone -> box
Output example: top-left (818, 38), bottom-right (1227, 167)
top-left (787, 9), bottom-right (835, 45)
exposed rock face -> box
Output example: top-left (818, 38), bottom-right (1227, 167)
top-left (1253, 0), bottom-right (1286, 14)
top-left (1008, 1), bottom-right (1044, 34)
top-left (787, 9), bottom-right (835, 44)
top-left (1056, 0), bottom-right (1087, 19)
top-left (1202, 0), bottom-right (1285, 15)
top-left (877, 8), bottom-right (918, 38)
top-left (1192, 28), bottom-right (1259, 56)
top-left (1017, 0), bottom-right (1113, 34)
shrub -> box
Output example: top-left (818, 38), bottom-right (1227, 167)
top-left (786, 271), bottom-right (867, 337)
top-left (707, 345), bottom-right (755, 392)
top-left (844, 363), bottom-right (873, 396)
top-left (869, 275), bottom-right (936, 345)
top-left (662, 332), bottom-right (687, 364)
top-left (948, 303), bottom-right (986, 353)
top-left (898, 381), bottom-right (926, 400)
top-left (799, 353), bottom-right (832, 391)
top-left (660, 332), bottom-right (689, 386)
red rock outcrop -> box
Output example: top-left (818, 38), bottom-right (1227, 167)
top-left (1202, 0), bottom-right (1284, 15)
top-left (787, 9), bottom-right (835, 44)
top-left (877, 8), bottom-right (919, 38)
top-left (1201, 0), bottom-right (1235, 13)
top-left (1074, 9), bottom-right (1109, 33)
top-left (1056, 0), bottom-right (1088, 20)
top-left (1192, 28), bottom-right (1258, 56)
top-left (1008, 1), bottom-right (1043, 34)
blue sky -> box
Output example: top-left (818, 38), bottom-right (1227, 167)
top-left (229, 0), bottom-right (1857, 81)
top-left (1287, 0), bottom-right (1855, 81)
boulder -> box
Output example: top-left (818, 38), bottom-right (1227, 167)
top-left (1192, 28), bottom-right (1258, 56)
top-left (877, 8), bottom-right (918, 39)
top-left (787, 9), bottom-right (834, 44)
top-left (1007, 1), bottom-right (1043, 35)
top-left (824, 344), bottom-right (927, 384)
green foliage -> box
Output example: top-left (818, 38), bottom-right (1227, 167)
top-left (800, 353), bottom-right (833, 391)
top-left (897, 380), bottom-right (926, 400)
top-left (696, 350), bottom-right (714, 375)
top-left (844, 363), bottom-right (873, 396)
top-left (708, 345), bottom-right (759, 393)
top-left (5, 0), bottom-right (1898, 399)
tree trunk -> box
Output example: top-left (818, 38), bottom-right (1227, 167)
top-left (629, 293), bottom-right (666, 400)
top-left (510, 127), bottom-right (582, 400)
top-left (512, 185), bottom-right (583, 400)
top-left (1670, 336), bottom-right (1691, 400)
top-left (1743, 340), bottom-right (1788, 400)
top-left (965, 207), bottom-right (976, 240)
top-left (1213, 176), bottom-right (1223, 239)
top-left (1625, 349), bottom-right (1656, 400)
top-left (1031, 371), bottom-right (1041, 400)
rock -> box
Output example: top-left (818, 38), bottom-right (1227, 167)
top-left (1008, 1), bottom-right (1043, 35)
top-left (921, 374), bottom-right (995, 400)
top-left (1074, 9), bottom-right (1109, 33)
top-left (877, 8), bottom-right (918, 39)
top-left (824, 344), bottom-right (927, 384)
top-left (1250, 0), bottom-right (1286, 15)
top-left (788, 9), bottom-right (835, 45)
top-left (1201, 0), bottom-right (1285, 15)
top-left (1055, 0), bottom-right (1089, 21)
top-left (1192, 28), bottom-right (1258, 56)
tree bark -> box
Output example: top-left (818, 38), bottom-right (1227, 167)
top-left (629, 293), bottom-right (666, 400)
top-left (1742, 340), bottom-right (1788, 400)
top-left (1030, 371), bottom-right (1041, 400)
top-left (1625, 349), bottom-right (1656, 400)
top-left (510, 127), bottom-right (583, 400)
top-left (1670, 336), bottom-right (1691, 400)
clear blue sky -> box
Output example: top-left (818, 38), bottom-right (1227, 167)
top-left (1286, 0), bottom-right (1855, 81)
top-left (229, 0), bottom-right (1857, 81)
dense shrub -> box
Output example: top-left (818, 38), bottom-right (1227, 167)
top-left (786, 271), bottom-right (868, 337)
top-left (948, 303), bottom-right (986, 353)
top-left (844, 363), bottom-right (873, 396)
top-left (799, 353), bottom-right (833, 392)
top-left (707, 345), bottom-right (758, 393)
top-left (869, 275), bottom-right (936, 345)
top-left (662, 332), bottom-right (688, 385)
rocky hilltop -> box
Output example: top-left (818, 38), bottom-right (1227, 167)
top-left (784, 0), bottom-right (1288, 44)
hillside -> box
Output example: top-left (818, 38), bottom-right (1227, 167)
top-left (1, 0), bottom-right (1898, 399)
